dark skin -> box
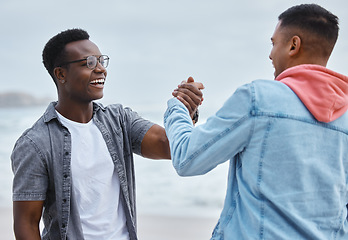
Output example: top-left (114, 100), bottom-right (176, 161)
top-left (13, 39), bottom-right (204, 239)
top-left (13, 201), bottom-right (43, 240)
top-left (173, 76), bottom-right (204, 121)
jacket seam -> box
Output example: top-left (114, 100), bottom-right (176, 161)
top-left (257, 119), bottom-right (273, 240)
top-left (254, 111), bottom-right (348, 135)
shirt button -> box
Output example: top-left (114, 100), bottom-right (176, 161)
top-left (64, 174), bottom-right (68, 178)
top-left (62, 223), bottom-right (66, 228)
top-left (63, 199), bottom-right (67, 203)
top-left (65, 152), bottom-right (69, 156)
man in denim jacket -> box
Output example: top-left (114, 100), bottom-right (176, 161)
top-left (165, 4), bottom-right (348, 239)
top-left (11, 29), bottom-right (203, 239)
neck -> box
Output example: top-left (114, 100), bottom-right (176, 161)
top-left (293, 50), bottom-right (329, 68)
top-left (55, 100), bottom-right (94, 123)
top-left (288, 57), bottom-right (328, 71)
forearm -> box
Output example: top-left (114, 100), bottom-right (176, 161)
top-left (14, 222), bottom-right (41, 240)
top-left (165, 97), bottom-right (251, 176)
top-left (164, 98), bottom-right (202, 175)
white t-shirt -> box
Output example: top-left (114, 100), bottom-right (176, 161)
top-left (56, 111), bottom-right (129, 240)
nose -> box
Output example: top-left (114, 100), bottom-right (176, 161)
top-left (94, 62), bottom-right (107, 74)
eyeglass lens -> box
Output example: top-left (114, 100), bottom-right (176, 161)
top-left (86, 56), bottom-right (109, 69)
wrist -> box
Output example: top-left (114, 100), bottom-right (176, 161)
top-left (192, 109), bottom-right (199, 124)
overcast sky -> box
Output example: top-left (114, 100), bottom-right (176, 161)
top-left (1, 0), bottom-right (347, 115)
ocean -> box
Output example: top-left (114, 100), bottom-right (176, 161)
top-left (0, 105), bottom-right (228, 218)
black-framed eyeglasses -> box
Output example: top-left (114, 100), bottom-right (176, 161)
top-left (58, 55), bottom-right (109, 70)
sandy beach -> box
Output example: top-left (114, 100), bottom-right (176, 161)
top-left (137, 214), bottom-right (217, 240)
top-left (0, 207), bottom-right (217, 240)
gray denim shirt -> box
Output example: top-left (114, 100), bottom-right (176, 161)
top-left (12, 102), bottom-right (154, 240)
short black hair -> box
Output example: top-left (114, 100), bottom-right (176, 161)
top-left (42, 28), bottom-right (90, 82)
top-left (278, 4), bottom-right (339, 58)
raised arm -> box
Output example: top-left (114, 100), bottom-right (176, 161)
top-left (141, 77), bottom-right (204, 160)
top-left (13, 201), bottom-right (44, 240)
top-left (164, 83), bottom-right (253, 176)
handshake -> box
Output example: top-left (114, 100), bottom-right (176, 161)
top-left (172, 76), bottom-right (204, 124)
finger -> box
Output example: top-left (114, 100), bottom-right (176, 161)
top-left (178, 92), bottom-right (201, 115)
top-left (172, 89), bottom-right (180, 98)
top-left (179, 80), bottom-right (186, 86)
top-left (172, 89), bottom-right (204, 109)
top-left (177, 84), bottom-right (203, 103)
top-left (178, 77), bottom-right (204, 91)
top-left (187, 77), bottom-right (204, 90)
top-left (177, 92), bottom-right (196, 114)
top-left (180, 81), bottom-right (205, 91)
top-left (176, 95), bottom-right (194, 114)
top-left (194, 82), bottom-right (205, 90)
top-left (187, 76), bottom-right (194, 83)
top-left (175, 87), bottom-right (202, 107)
top-left (184, 77), bottom-right (204, 90)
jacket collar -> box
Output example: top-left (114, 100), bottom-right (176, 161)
top-left (276, 64), bottom-right (348, 122)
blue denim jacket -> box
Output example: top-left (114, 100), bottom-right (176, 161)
top-left (12, 102), bottom-right (153, 240)
top-left (164, 80), bottom-right (348, 239)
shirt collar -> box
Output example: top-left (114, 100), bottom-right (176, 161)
top-left (43, 101), bottom-right (106, 123)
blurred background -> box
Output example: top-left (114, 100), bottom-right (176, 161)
top-left (1, 0), bottom-right (347, 238)
top-left (1, 0), bottom-right (347, 111)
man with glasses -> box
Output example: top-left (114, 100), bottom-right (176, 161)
top-left (58, 55), bottom-right (110, 70)
top-left (11, 28), bottom-right (203, 239)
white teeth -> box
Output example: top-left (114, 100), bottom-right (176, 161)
top-left (90, 78), bottom-right (105, 84)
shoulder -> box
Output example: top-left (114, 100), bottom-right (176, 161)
top-left (250, 79), bottom-right (293, 95)
top-left (226, 80), bottom-right (285, 100)
top-left (13, 114), bottom-right (51, 153)
top-left (11, 115), bottom-right (52, 169)
top-left (248, 79), bottom-right (298, 103)
top-left (18, 115), bottom-right (48, 143)
top-left (249, 79), bottom-right (306, 115)
top-left (220, 80), bottom-right (297, 114)
top-left (94, 102), bottom-right (153, 129)
top-left (13, 102), bottom-right (61, 155)
top-left (95, 102), bottom-right (138, 121)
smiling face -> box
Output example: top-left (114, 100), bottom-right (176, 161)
top-left (58, 39), bottom-right (107, 104)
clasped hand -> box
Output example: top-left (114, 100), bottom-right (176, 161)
top-left (172, 76), bottom-right (204, 120)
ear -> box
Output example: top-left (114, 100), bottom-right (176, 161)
top-left (289, 36), bottom-right (301, 57)
top-left (54, 67), bottom-right (67, 83)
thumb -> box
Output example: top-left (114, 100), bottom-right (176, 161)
top-left (187, 76), bottom-right (194, 83)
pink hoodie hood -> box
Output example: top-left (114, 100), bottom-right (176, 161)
top-left (276, 64), bottom-right (348, 123)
